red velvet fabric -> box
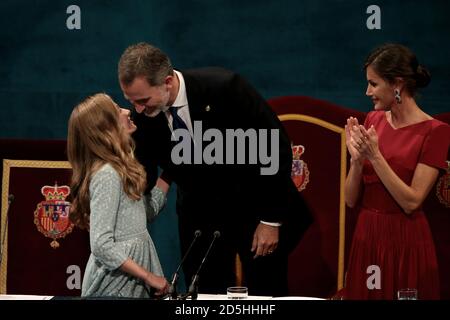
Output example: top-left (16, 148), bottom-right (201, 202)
top-left (425, 112), bottom-right (450, 300)
top-left (268, 96), bottom-right (365, 298)
top-left (1, 139), bottom-right (90, 296)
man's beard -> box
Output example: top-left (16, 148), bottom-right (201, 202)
top-left (145, 105), bottom-right (170, 117)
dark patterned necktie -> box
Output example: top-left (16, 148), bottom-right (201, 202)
top-left (168, 107), bottom-right (189, 131)
top-left (168, 107), bottom-right (194, 156)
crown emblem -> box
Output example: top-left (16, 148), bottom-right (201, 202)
top-left (41, 184), bottom-right (70, 201)
top-left (34, 182), bottom-right (74, 248)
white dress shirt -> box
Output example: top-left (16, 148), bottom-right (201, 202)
top-left (164, 70), bottom-right (193, 138)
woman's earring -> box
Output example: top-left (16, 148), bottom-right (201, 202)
top-left (394, 89), bottom-right (402, 104)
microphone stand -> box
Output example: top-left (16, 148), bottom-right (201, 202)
top-left (169, 230), bottom-right (201, 300)
top-left (180, 231), bottom-right (221, 300)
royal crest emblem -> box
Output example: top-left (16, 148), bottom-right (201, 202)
top-left (34, 183), bottom-right (74, 249)
top-left (436, 161), bottom-right (450, 208)
top-left (291, 144), bottom-right (310, 192)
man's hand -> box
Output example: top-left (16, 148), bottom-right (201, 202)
top-left (251, 223), bottom-right (279, 258)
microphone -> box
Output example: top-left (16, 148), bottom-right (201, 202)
top-left (0, 194), bottom-right (15, 265)
top-left (183, 230), bottom-right (221, 300)
top-left (168, 229), bottom-right (201, 299)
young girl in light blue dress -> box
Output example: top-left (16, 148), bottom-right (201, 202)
top-left (67, 93), bottom-right (170, 298)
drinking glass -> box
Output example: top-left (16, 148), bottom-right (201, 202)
top-left (227, 286), bottom-right (248, 299)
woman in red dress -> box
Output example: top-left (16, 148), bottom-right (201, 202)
top-left (343, 44), bottom-right (450, 300)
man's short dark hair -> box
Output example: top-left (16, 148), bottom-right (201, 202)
top-left (118, 42), bottom-right (173, 86)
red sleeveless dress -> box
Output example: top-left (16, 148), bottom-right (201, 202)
top-left (344, 111), bottom-right (450, 300)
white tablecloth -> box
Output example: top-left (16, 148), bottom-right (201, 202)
top-left (0, 294), bottom-right (324, 300)
top-left (0, 295), bottom-right (53, 300)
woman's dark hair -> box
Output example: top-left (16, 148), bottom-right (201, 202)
top-left (364, 43), bottom-right (431, 96)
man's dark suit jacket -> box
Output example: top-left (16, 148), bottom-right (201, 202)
top-left (132, 67), bottom-right (311, 252)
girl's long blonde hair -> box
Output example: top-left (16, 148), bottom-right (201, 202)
top-left (67, 93), bottom-right (146, 229)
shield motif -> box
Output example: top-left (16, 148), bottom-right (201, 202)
top-left (34, 183), bottom-right (74, 248)
top-left (291, 145), bottom-right (310, 192)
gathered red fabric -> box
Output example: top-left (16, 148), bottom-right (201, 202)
top-left (344, 111), bottom-right (450, 300)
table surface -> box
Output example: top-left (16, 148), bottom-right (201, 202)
top-left (0, 294), bottom-right (325, 300)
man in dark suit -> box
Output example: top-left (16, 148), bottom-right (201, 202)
top-left (118, 42), bottom-right (311, 296)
